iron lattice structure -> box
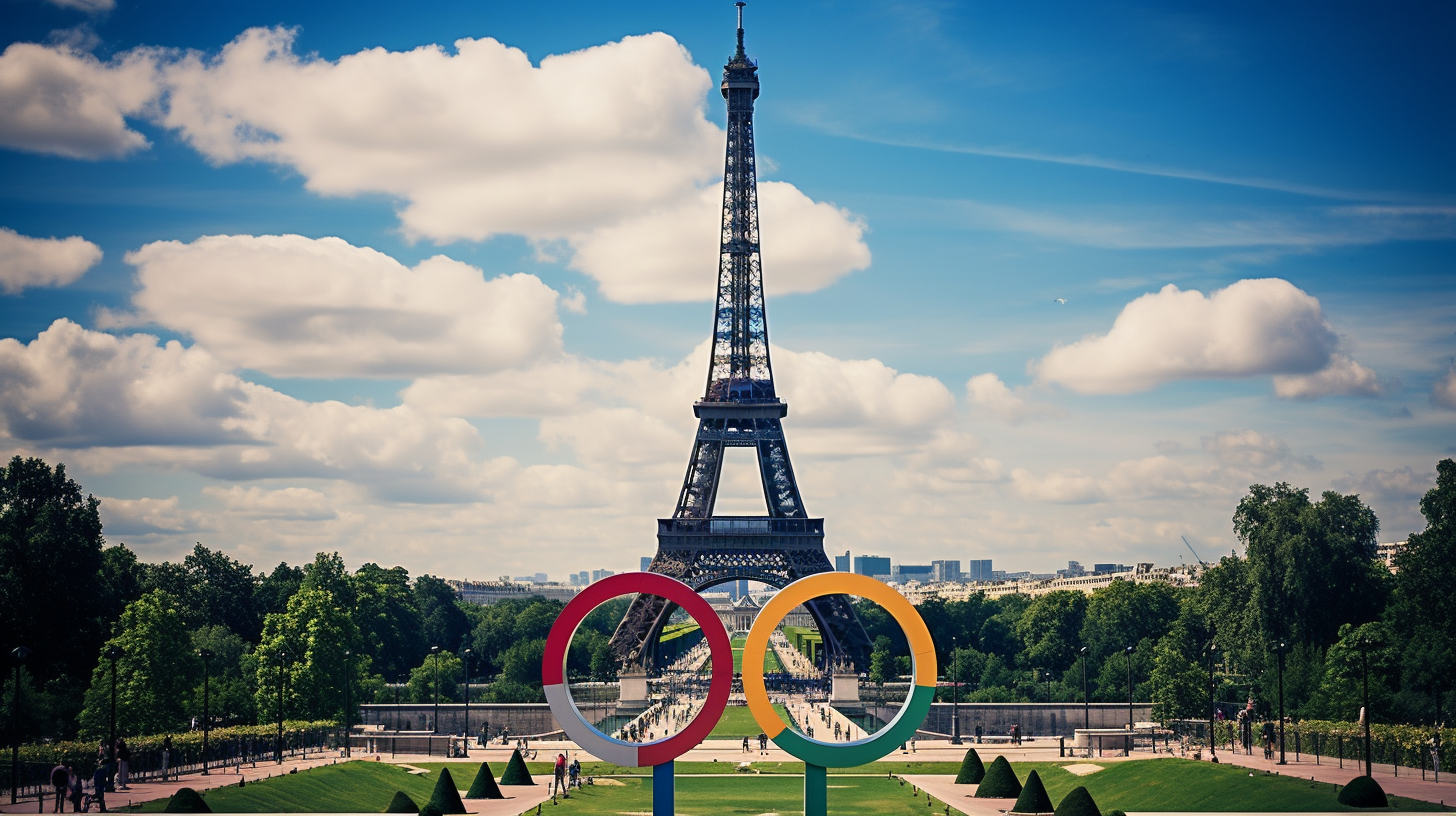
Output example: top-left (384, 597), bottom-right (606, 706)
top-left (610, 9), bottom-right (871, 673)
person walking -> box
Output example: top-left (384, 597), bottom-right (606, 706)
top-left (90, 762), bottom-right (109, 813)
top-left (51, 764), bottom-right (69, 812)
top-left (161, 735), bottom-right (173, 781)
top-left (741, 736), bottom-right (749, 753)
top-left (114, 739), bottom-right (131, 791)
top-left (67, 767), bottom-right (83, 813)
top-left (552, 753), bottom-right (567, 797)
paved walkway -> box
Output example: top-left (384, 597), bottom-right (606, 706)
top-left (1198, 746), bottom-right (1454, 808)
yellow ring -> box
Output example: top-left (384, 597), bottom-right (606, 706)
top-left (742, 572), bottom-right (937, 739)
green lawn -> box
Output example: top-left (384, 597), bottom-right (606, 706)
top-left (708, 703), bottom-right (791, 738)
top-left (128, 757), bottom-right (1451, 813)
top-left (720, 635), bottom-right (783, 674)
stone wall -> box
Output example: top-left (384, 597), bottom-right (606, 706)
top-left (862, 702), bottom-right (1154, 738)
top-left (360, 703), bottom-right (588, 739)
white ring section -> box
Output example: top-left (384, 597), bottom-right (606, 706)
top-left (544, 682), bottom-right (640, 767)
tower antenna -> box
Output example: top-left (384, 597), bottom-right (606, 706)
top-left (736, 2), bottom-right (746, 56)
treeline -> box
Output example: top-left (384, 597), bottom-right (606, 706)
top-left (0, 455), bottom-right (624, 744)
top-left (854, 460), bottom-right (1454, 727)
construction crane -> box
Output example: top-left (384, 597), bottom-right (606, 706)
top-left (1181, 535), bottom-right (1208, 567)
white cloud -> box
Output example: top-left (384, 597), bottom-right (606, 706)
top-left (0, 43), bottom-right (157, 159)
top-left (1332, 466), bottom-right (1434, 505)
top-left (159, 28), bottom-right (720, 242)
top-left (46, 0), bottom-right (115, 11)
top-left (0, 227), bottom-right (102, 293)
top-left (1034, 278), bottom-right (1352, 394)
top-left (97, 496), bottom-right (204, 536)
top-left (1431, 364), bottom-right (1456, 410)
top-left (1272, 353), bottom-right (1381, 399)
top-left (0, 319), bottom-right (512, 501)
top-left (116, 234), bottom-right (563, 378)
top-left (1201, 429), bottom-right (1320, 471)
top-left (567, 181), bottom-right (870, 303)
top-left (965, 373), bottom-right (1061, 423)
top-left (1010, 468), bottom-right (1106, 504)
top-left (202, 485), bottom-right (337, 520)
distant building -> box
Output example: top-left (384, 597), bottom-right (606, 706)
top-left (834, 551), bottom-right (851, 572)
top-left (641, 556), bottom-right (653, 572)
top-left (966, 560), bottom-right (993, 582)
top-left (931, 560), bottom-right (962, 582)
top-left (1376, 541), bottom-right (1406, 572)
top-left (853, 555), bottom-right (891, 578)
top-left (892, 564), bottom-right (933, 582)
top-left (1058, 561), bottom-right (1086, 578)
top-left (1093, 563), bottom-right (1129, 574)
top-left (450, 579), bottom-right (579, 605)
top-left (591, 568), bottom-right (614, 582)
top-left (904, 561), bottom-right (1200, 604)
top-left (577, 570), bottom-right (590, 586)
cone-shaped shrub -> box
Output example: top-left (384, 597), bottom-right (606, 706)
top-left (973, 755), bottom-right (1022, 798)
top-left (385, 791), bottom-right (419, 813)
top-left (1336, 775), bottom-right (1389, 808)
top-left (465, 761), bottom-right (505, 799)
top-left (954, 748), bottom-right (986, 784)
top-left (1052, 785), bottom-right (1100, 816)
top-left (419, 804), bottom-right (443, 816)
top-left (164, 788), bottom-right (212, 813)
top-left (1009, 770), bottom-right (1054, 814)
top-left (500, 750), bottom-right (534, 785)
top-left (428, 767), bottom-right (467, 815)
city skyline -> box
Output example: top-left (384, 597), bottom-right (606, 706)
top-left (0, 1), bottom-right (1452, 578)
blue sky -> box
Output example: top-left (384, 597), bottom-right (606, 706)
top-left (1, 0), bottom-right (1452, 579)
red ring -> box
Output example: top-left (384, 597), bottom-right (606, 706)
top-left (541, 572), bottom-right (733, 765)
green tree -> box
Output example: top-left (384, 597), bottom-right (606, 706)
top-left (183, 544), bottom-right (259, 640)
top-left (407, 650), bottom-right (463, 703)
top-left (1016, 590), bottom-right (1088, 674)
top-left (253, 586), bottom-right (368, 722)
top-left (1387, 459), bottom-right (1455, 724)
top-left (254, 562), bottom-right (303, 620)
top-left (0, 457), bottom-right (107, 726)
top-left (1080, 580), bottom-right (1182, 662)
top-left (353, 563), bottom-right (425, 681)
top-left (190, 625), bottom-right (256, 726)
top-left (415, 575), bottom-right (470, 652)
top-left (78, 590), bottom-right (198, 738)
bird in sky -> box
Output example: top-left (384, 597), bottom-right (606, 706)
top-left (1054, 298), bottom-right (1067, 305)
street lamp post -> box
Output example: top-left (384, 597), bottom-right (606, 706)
top-left (1206, 642), bottom-right (1218, 758)
top-left (1079, 647), bottom-right (1090, 732)
top-left (462, 648), bottom-right (472, 757)
top-left (430, 646), bottom-right (441, 736)
top-left (1124, 645), bottom-right (1135, 755)
top-left (10, 646), bottom-right (32, 805)
top-left (342, 650), bottom-right (352, 759)
top-left (275, 650), bottom-right (288, 763)
top-left (1356, 639), bottom-right (1373, 777)
top-left (104, 645), bottom-right (123, 771)
top-left (198, 649), bottom-right (213, 774)
top-left (1274, 641), bottom-right (1288, 765)
top-left (950, 636), bottom-right (961, 745)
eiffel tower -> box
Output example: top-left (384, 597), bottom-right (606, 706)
top-left (609, 4), bottom-right (871, 673)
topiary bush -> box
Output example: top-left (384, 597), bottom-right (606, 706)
top-left (1009, 769), bottom-right (1054, 814)
top-left (1053, 785), bottom-right (1101, 816)
top-left (384, 791), bottom-right (419, 813)
top-left (954, 748), bottom-right (986, 784)
top-left (164, 788), bottom-right (212, 813)
top-left (1336, 775), bottom-right (1389, 808)
top-left (973, 755), bottom-right (1022, 798)
top-left (465, 761), bottom-right (504, 799)
top-left (419, 803), bottom-right (443, 816)
top-left (500, 750), bottom-right (534, 785)
top-left (427, 767), bottom-right (467, 815)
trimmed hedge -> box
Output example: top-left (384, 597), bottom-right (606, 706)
top-left (1336, 775), bottom-right (1389, 809)
top-left (465, 762), bottom-right (504, 799)
top-left (500, 751), bottom-right (534, 785)
top-left (15, 720), bottom-right (337, 779)
top-left (974, 755), bottom-right (1021, 798)
top-left (1010, 770), bottom-right (1054, 815)
top-left (1053, 786), bottom-right (1100, 816)
top-left (427, 767), bottom-right (466, 815)
top-left (163, 788), bottom-right (211, 813)
top-left (385, 791), bottom-right (418, 813)
top-left (954, 748), bottom-right (985, 784)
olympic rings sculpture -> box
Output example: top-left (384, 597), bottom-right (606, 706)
top-left (542, 570), bottom-right (937, 816)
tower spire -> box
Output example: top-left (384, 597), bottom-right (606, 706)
top-left (735, 2), bottom-right (746, 58)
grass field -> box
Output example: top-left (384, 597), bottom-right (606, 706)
top-left (708, 703), bottom-right (790, 738)
top-left (131, 757), bottom-right (1450, 812)
top-left (724, 636), bottom-right (783, 674)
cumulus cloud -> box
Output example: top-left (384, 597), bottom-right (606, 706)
top-left (1033, 278), bottom-right (1367, 395)
top-left (0, 43), bottom-right (157, 158)
top-left (1201, 429), bottom-right (1320, 470)
top-left (46, 0), bottom-right (116, 11)
top-left (568, 182), bottom-right (870, 303)
top-left (115, 234), bottom-right (563, 378)
top-left (1010, 468), bottom-right (1106, 504)
top-left (0, 227), bottom-right (102, 293)
top-left (202, 485), bottom-right (337, 520)
top-left (1272, 354), bottom-right (1381, 399)
top-left (98, 496), bottom-right (203, 536)
top-left (1432, 364), bottom-right (1456, 410)
top-left (0, 319), bottom-right (512, 501)
top-left (1332, 466), bottom-right (1434, 504)
top-left (965, 373), bottom-right (1062, 423)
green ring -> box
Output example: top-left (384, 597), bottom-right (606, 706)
top-left (776, 683), bottom-right (936, 767)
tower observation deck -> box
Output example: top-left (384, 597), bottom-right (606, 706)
top-left (608, 4), bottom-right (872, 673)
